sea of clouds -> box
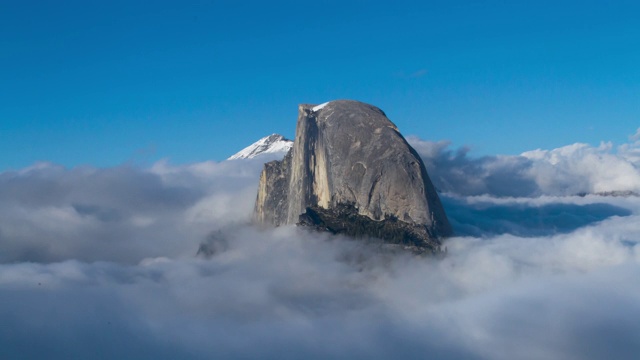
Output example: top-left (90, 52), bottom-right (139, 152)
top-left (1, 130), bottom-right (640, 359)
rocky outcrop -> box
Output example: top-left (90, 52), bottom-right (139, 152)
top-left (254, 100), bottom-right (452, 250)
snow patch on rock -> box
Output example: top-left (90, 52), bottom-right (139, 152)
top-left (312, 102), bottom-right (330, 112)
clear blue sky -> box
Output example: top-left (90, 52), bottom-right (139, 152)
top-left (1, 0), bottom-right (638, 170)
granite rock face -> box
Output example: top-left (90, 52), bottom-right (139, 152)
top-left (254, 100), bottom-right (452, 250)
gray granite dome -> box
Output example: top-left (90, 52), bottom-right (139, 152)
top-left (254, 100), bottom-right (452, 251)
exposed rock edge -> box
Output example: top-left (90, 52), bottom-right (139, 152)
top-left (254, 100), bottom-right (452, 251)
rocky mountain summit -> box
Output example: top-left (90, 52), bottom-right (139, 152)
top-left (228, 134), bottom-right (293, 160)
top-left (254, 100), bottom-right (452, 252)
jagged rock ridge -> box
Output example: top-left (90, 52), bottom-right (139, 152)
top-left (254, 100), bottom-right (452, 251)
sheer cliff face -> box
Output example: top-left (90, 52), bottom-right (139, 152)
top-left (254, 100), bottom-right (452, 241)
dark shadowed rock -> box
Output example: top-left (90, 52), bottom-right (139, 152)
top-left (254, 100), bottom-right (452, 251)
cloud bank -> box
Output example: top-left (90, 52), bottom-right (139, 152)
top-left (408, 133), bottom-right (640, 197)
top-left (1, 132), bottom-right (640, 359)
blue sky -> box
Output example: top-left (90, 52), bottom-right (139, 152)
top-left (1, 0), bottom-right (638, 170)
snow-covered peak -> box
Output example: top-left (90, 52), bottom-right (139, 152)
top-left (227, 134), bottom-right (293, 160)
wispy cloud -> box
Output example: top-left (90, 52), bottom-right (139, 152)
top-left (395, 69), bottom-right (429, 79)
top-left (409, 69), bottom-right (428, 78)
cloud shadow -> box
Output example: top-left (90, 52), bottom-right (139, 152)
top-left (442, 197), bottom-right (632, 237)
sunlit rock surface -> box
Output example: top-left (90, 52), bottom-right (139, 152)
top-left (255, 100), bottom-right (452, 251)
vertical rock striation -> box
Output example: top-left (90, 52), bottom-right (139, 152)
top-left (254, 100), bottom-right (452, 251)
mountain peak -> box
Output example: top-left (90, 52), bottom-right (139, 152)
top-left (254, 100), bottom-right (452, 252)
top-left (228, 134), bottom-right (293, 160)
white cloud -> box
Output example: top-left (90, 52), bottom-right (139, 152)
top-left (1, 139), bottom-right (640, 358)
top-left (618, 128), bottom-right (640, 165)
top-left (522, 142), bottom-right (640, 194)
top-left (0, 159), bottom-right (264, 264)
top-left (409, 135), bottom-right (640, 197)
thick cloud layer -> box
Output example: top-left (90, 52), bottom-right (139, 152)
top-left (0, 159), bottom-right (267, 264)
top-left (1, 135), bottom-right (640, 359)
top-left (409, 132), bottom-right (640, 197)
